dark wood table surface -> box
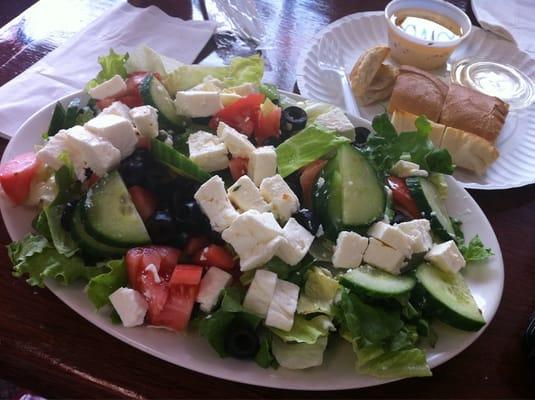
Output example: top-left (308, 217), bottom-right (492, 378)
top-left (0, 0), bottom-right (534, 398)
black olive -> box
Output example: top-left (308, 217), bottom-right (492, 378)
top-left (293, 208), bottom-right (321, 235)
top-left (284, 171), bottom-right (302, 200)
top-left (392, 210), bottom-right (410, 224)
top-left (224, 319), bottom-right (260, 359)
top-left (118, 149), bottom-right (153, 187)
top-left (146, 210), bottom-right (180, 245)
top-left (353, 127), bottom-right (371, 147)
top-left (524, 311), bottom-right (535, 362)
top-left (60, 200), bottom-right (78, 231)
top-left (174, 200), bottom-right (211, 234)
top-left (281, 106), bottom-right (307, 135)
top-left (262, 136), bottom-right (281, 147)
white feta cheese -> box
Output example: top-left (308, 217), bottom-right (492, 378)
top-left (129, 105), bottom-right (159, 138)
top-left (174, 91), bottom-right (223, 117)
top-left (220, 92), bottom-right (242, 106)
top-left (243, 269), bottom-right (278, 317)
top-left (265, 279), bottom-right (300, 331)
top-left (227, 175), bottom-right (270, 212)
top-left (88, 75), bottom-right (127, 100)
top-left (84, 113), bottom-right (137, 158)
top-left (276, 218), bottom-right (314, 266)
top-left (226, 82), bottom-right (257, 96)
top-left (194, 176), bottom-right (239, 232)
top-left (260, 174), bottom-right (300, 223)
top-left (424, 240), bottom-right (466, 274)
top-left (188, 130), bottom-right (229, 172)
top-left (109, 287), bottom-right (148, 328)
top-left (36, 131), bottom-right (71, 170)
top-left (363, 238), bottom-right (405, 275)
top-left (396, 219), bottom-right (433, 253)
top-left (196, 267), bottom-right (233, 313)
top-left (216, 122), bottom-right (255, 158)
top-left (190, 78), bottom-right (224, 92)
top-left (390, 160), bottom-right (428, 178)
top-left (63, 126), bottom-right (121, 180)
top-left (101, 101), bottom-right (132, 121)
top-left (332, 231), bottom-right (369, 269)
top-left (248, 146), bottom-right (277, 186)
top-left (221, 210), bottom-right (284, 271)
top-left (367, 221), bottom-right (415, 258)
top-left (314, 107), bottom-right (355, 141)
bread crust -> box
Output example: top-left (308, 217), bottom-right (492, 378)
top-left (357, 64), bottom-right (398, 105)
top-left (349, 46), bottom-right (390, 97)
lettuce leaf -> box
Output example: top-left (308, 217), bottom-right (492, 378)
top-left (86, 49), bottom-right (129, 90)
top-left (357, 348), bottom-right (431, 378)
top-left (86, 259), bottom-right (128, 309)
top-left (276, 125), bottom-right (350, 177)
top-left (125, 45), bottom-right (167, 76)
top-left (364, 113), bottom-right (454, 175)
top-left (271, 336), bottom-right (328, 370)
top-left (297, 266), bottom-right (339, 315)
top-left (270, 314), bottom-right (334, 344)
top-left (460, 235), bottom-right (494, 263)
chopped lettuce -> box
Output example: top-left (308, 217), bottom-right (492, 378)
top-left (276, 125), bottom-right (350, 177)
top-left (270, 315), bottom-right (334, 344)
top-left (297, 100), bottom-right (335, 123)
top-left (258, 83), bottom-right (280, 103)
top-left (358, 348), bottom-right (431, 378)
top-left (86, 259), bottom-right (128, 309)
top-left (75, 107), bottom-right (95, 125)
top-left (44, 204), bottom-right (79, 257)
top-left (271, 336), bottom-right (328, 370)
top-left (125, 45), bottom-right (168, 76)
top-left (297, 267), bottom-right (339, 315)
top-left (86, 49), bottom-right (129, 90)
top-left (460, 235), bottom-right (494, 263)
top-left (255, 331), bottom-right (277, 368)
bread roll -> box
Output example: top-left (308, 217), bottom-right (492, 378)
top-left (439, 84), bottom-right (509, 143)
top-left (349, 46), bottom-right (390, 97)
top-left (391, 110), bottom-right (446, 148)
top-left (357, 64), bottom-right (399, 105)
top-left (441, 127), bottom-right (499, 175)
top-left (388, 65), bottom-right (448, 122)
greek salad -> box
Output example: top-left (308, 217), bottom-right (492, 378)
top-left (2, 46), bottom-right (494, 379)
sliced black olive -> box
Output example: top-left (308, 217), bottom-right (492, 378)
top-left (353, 126), bottom-right (371, 147)
top-left (224, 319), bottom-right (260, 359)
top-left (281, 106), bottom-right (307, 135)
top-left (293, 208), bottom-right (321, 235)
top-left (146, 210), bottom-right (179, 245)
top-left (173, 200), bottom-right (211, 234)
top-left (284, 171), bottom-right (302, 201)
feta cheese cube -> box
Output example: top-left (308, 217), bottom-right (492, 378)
top-left (190, 78), bottom-right (223, 92)
top-left (363, 238), bottom-right (405, 275)
top-left (217, 122), bottom-right (255, 158)
top-left (129, 105), bottom-right (159, 138)
top-left (277, 218), bottom-right (314, 266)
top-left (196, 267), bottom-right (233, 312)
top-left (220, 92), bottom-right (242, 106)
top-left (424, 240), bottom-right (466, 274)
top-left (84, 113), bottom-right (137, 158)
top-left (63, 126), bottom-right (121, 180)
top-left (243, 269), bottom-right (278, 317)
top-left (265, 279), bottom-right (300, 331)
top-left (260, 174), bottom-right (299, 223)
top-left (194, 176), bottom-right (239, 232)
top-left (174, 91), bottom-right (223, 117)
top-left (248, 146), bottom-right (277, 186)
top-left (101, 101), bottom-right (132, 121)
top-left (221, 210), bottom-right (284, 271)
top-left (368, 221), bottom-right (415, 258)
top-left (332, 231), bottom-right (369, 268)
top-left (227, 175), bottom-right (270, 212)
top-left (227, 82), bottom-right (257, 96)
top-left (396, 219), bottom-right (433, 253)
top-left (109, 287), bottom-right (148, 328)
top-left (88, 75), bottom-right (127, 100)
top-left (390, 160), bottom-right (428, 178)
top-left (188, 130), bottom-right (229, 172)
top-left (36, 131), bottom-right (71, 170)
top-left (314, 108), bottom-right (356, 141)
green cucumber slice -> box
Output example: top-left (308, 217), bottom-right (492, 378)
top-left (47, 102), bottom-right (66, 137)
top-left (340, 265), bottom-right (416, 298)
top-left (415, 263), bottom-right (485, 331)
top-left (83, 171), bottom-right (151, 247)
top-left (406, 176), bottom-right (454, 241)
top-left (140, 74), bottom-right (187, 128)
top-left (151, 138), bottom-right (211, 182)
top-left (63, 98), bottom-right (81, 129)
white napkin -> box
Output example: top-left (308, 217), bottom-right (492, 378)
top-left (0, 3), bottom-right (216, 139)
top-left (472, 0), bottom-right (535, 57)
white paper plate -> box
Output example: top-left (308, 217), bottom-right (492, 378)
top-left (296, 11), bottom-right (535, 190)
top-left (0, 91), bottom-right (504, 390)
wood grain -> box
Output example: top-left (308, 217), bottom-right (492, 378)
top-left (0, 0), bottom-right (534, 398)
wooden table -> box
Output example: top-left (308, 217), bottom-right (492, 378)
top-left (0, 1), bottom-right (534, 398)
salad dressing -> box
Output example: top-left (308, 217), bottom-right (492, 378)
top-left (390, 9), bottom-right (462, 43)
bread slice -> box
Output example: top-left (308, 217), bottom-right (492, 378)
top-left (349, 46), bottom-right (390, 97)
top-left (440, 127), bottom-right (499, 175)
top-left (388, 65), bottom-right (449, 122)
top-left (439, 84), bottom-right (509, 143)
top-left (357, 64), bottom-right (399, 105)
top-left (391, 110), bottom-right (446, 148)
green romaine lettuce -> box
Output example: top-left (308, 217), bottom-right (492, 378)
top-left (357, 348), bottom-right (431, 378)
top-left (270, 314), bottom-right (334, 344)
top-left (271, 336), bottom-right (328, 370)
top-left (460, 235), bottom-right (494, 263)
top-left (86, 49), bottom-right (129, 90)
top-left (86, 259), bottom-right (128, 309)
top-left (297, 266), bottom-right (339, 315)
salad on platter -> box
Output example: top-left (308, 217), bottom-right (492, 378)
top-left (1, 46), bottom-right (494, 379)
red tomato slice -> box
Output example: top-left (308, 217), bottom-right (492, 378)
top-left (152, 246), bottom-right (182, 281)
top-left (184, 236), bottom-right (209, 256)
top-left (137, 136), bottom-right (151, 150)
top-left (118, 94), bottom-right (143, 108)
top-left (170, 265), bottom-right (203, 286)
top-left (386, 176), bottom-right (421, 219)
top-left (196, 245), bottom-right (235, 271)
top-left (228, 157), bottom-right (249, 181)
top-left (211, 93), bottom-right (265, 136)
top-left (150, 284), bottom-right (197, 331)
top-left (126, 247), bottom-right (161, 290)
top-left (139, 268), bottom-right (169, 322)
top-left (255, 105), bottom-right (281, 145)
top-left (300, 159), bottom-right (327, 209)
top-left (96, 98), bottom-right (115, 110)
top-left (128, 186), bottom-right (157, 221)
top-left (0, 152), bottom-right (41, 205)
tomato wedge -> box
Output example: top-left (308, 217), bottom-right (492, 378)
top-left (210, 93), bottom-right (265, 136)
top-left (228, 157), bottom-right (248, 181)
top-left (255, 104), bottom-right (281, 145)
top-left (128, 186), bottom-right (157, 221)
top-left (300, 159), bottom-right (327, 209)
top-left (170, 265), bottom-right (203, 287)
top-left (386, 176), bottom-right (421, 219)
top-left (150, 284), bottom-right (198, 331)
top-left (0, 152), bottom-right (41, 205)
top-left (195, 245), bottom-right (235, 271)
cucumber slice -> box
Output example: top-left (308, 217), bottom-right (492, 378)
top-left (47, 102), bottom-right (66, 137)
top-left (140, 74), bottom-right (187, 128)
top-left (340, 265), bottom-right (416, 298)
top-left (151, 138), bottom-right (211, 182)
top-left (83, 171), bottom-right (151, 247)
top-left (415, 263), bottom-right (485, 331)
top-left (71, 202), bottom-right (128, 258)
top-left (313, 144), bottom-right (385, 237)
top-left (406, 177), bottom-right (454, 241)
top-left (63, 98), bottom-right (81, 129)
